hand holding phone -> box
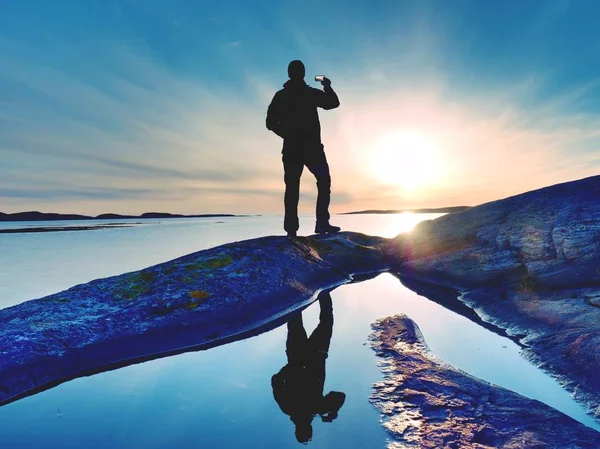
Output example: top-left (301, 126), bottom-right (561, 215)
top-left (315, 75), bottom-right (331, 87)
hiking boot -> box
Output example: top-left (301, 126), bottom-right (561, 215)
top-left (314, 223), bottom-right (341, 234)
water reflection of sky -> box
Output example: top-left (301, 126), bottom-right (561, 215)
top-left (0, 214), bottom-right (598, 448)
top-left (0, 285), bottom-right (391, 448)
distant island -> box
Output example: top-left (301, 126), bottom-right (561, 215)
top-left (0, 209), bottom-right (466, 223)
top-left (0, 211), bottom-right (245, 222)
top-left (342, 206), bottom-right (469, 215)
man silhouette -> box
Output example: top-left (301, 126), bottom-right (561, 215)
top-left (271, 292), bottom-right (346, 444)
top-left (266, 60), bottom-right (341, 238)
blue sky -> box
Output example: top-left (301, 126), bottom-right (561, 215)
top-left (2, 0), bottom-right (600, 214)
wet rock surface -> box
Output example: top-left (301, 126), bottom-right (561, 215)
top-left (369, 315), bottom-right (600, 449)
top-left (0, 232), bottom-right (388, 406)
top-left (388, 175), bottom-right (600, 418)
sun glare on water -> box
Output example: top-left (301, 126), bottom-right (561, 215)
top-left (370, 131), bottom-right (444, 191)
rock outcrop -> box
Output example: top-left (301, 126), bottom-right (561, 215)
top-left (369, 315), bottom-right (599, 449)
top-left (387, 175), bottom-right (600, 418)
top-left (388, 175), bottom-right (600, 289)
top-left (0, 233), bottom-right (388, 406)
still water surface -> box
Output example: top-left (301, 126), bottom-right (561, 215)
top-left (0, 214), bottom-right (598, 448)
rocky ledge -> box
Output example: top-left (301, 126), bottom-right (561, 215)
top-left (369, 315), bottom-right (599, 449)
top-left (387, 175), bottom-right (600, 418)
top-left (0, 233), bottom-right (388, 406)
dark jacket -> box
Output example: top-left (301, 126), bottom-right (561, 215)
top-left (266, 80), bottom-right (340, 145)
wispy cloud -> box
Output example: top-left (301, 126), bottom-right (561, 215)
top-left (1, 0), bottom-right (599, 215)
top-left (0, 35), bottom-right (284, 213)
top-left (223, 40), bottom-right (242, 48)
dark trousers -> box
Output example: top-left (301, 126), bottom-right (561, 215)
top-left (271, 293), bottom-right (339, 435)
top-left (282, 143), bottom-right (331, 233)
top-left (284, 293), bottom-right (334, 402)
top-left (286, 293), bottom-right (334, 367)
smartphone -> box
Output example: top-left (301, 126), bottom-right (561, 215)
top-left (315, 75), bottom-right (326, 82)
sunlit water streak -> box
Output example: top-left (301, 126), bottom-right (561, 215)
top-left (0, 214), bottom-right (597, 449)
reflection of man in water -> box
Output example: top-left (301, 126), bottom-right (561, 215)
top-left (271, 292), bottom-right (346, 444)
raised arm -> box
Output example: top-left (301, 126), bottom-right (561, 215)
top-left (316, 78), bottom-right (340, 110)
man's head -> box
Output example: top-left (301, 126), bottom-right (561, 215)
top-left (288, 60), bottom-right (305, 81)
top-left (292, 413), bottom-right (313, 443)
top-left (294, 421), bottom-right (313, 443)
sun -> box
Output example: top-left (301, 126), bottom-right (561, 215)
top-left (370, 130), bottom-right (444, 191)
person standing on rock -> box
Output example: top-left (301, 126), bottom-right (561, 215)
top-left (266, 60), bottom-right (341, 238)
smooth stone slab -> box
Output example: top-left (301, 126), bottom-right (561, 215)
top-left (369, 315), bottom-right (599, 449)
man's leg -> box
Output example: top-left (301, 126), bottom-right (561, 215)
top-left (305, 292), bottom-right (334, 398)
top-left (283, 155), bottom-right (304, 235)
top-left (308, 292), bottom-right (334, 356)
top-left (286, 313), bottom-right (308, 365)
top-left (304, 145), bottom-right (331, 227)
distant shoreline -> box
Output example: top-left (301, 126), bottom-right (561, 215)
top-left (0, 223), bottom-right (138, 234)
top-left (341, 206), bottom-right (469, 215)
top-left (0, 208), bottom-right (466, 223)
top-left (0, 211), bottom-right (251, 223)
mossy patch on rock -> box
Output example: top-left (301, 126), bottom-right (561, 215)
top-left (164, 266), bottom-right (177, 275)
top-left (139, 270), bottom-right (157, 283)
top-left (40, 297), bottom-right (70, 303)
top-left (186, 301), bottom-right (202, 310)
top-left (185, 290), bottom-right (211, 309)
top-left (185, 255), bottom-right (233, 271)
top-left (189, 290), bottom-right (210, 300)
top-left (115, 271), bottom-right (157, 300)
